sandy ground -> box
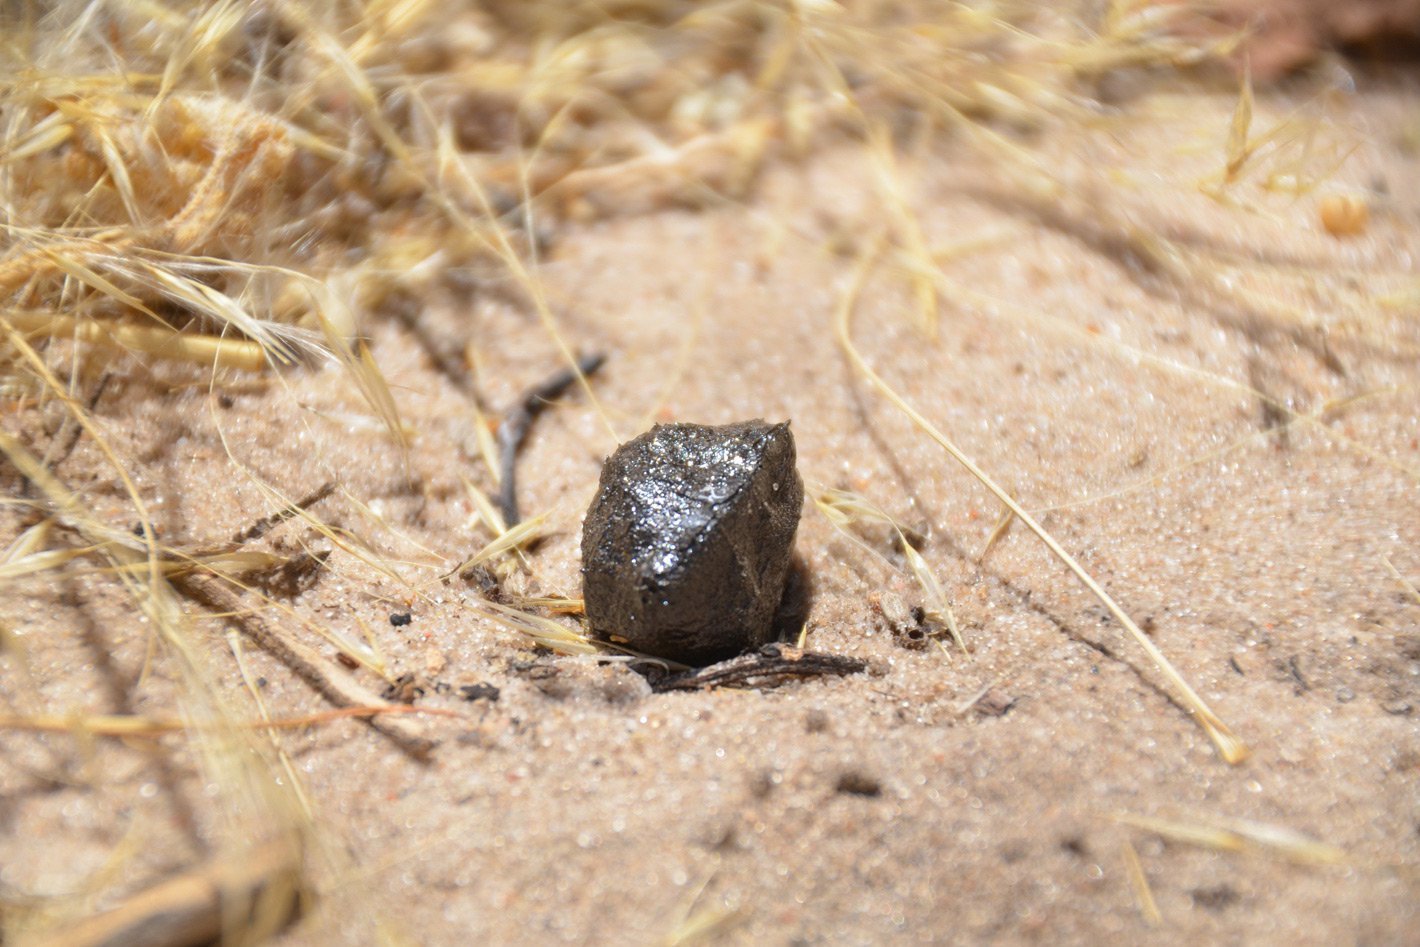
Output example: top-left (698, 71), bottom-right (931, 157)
top-left (2, 69), bottom-right (1419, 945)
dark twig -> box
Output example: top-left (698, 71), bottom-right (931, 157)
top-left (49, 371), bottom-right (112, 471)
top-left (232, 481), bottom-right (337, 544)
top-left (384, 291), bottom-right (489, 406)
top-left (497, 352), bottom-right (606, 527)
top-left (648, 644), bottom-right (868, 693)
top-left (16, 371), bottom-right (113, 498)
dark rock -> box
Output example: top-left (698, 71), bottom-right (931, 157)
top-left (581, 420), bottom-right (803, 665)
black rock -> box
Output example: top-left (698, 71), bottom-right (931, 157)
top-left (459, 683), bottom-right (501, 703)
top-left (581, 420), bottom-right (803, 665)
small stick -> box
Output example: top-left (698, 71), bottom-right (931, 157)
top-left (650, 644), bottom-right (868, 693)
top-left (16, 372), bottom-right (112, 499)
top-left (497, 352), bottom-right (606, 527)
top-left (231, 481), bottom-right (337, 544)
top-left (49, 371), bottom-right (112, 471)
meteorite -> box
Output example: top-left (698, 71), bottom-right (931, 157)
top-left (581, 420), bottom-right (803, 665)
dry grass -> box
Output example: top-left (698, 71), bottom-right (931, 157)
top-left (814, 486), bottom-right (965, 652)
top-left (831, 231), bottom-right (1250, 762)
top-left (0, 0), bottom-right (1409, 941)
top-left (1115, 811), bottom-right (1349, 866)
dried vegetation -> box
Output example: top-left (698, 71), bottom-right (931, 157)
top-left (0, 0), bottom-right (1413, 941)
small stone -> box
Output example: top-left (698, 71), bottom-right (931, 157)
top-left (834, 770), bottom-right (882, 797)
top-left (805, 708), bottom-right (831, 733)
top-left (581, 420), bottom-right (803, 665)
top-left (459, 683), bottom-right (500, 703)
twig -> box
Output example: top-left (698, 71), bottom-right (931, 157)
top-left (231, 481), bottom-right (337, 544)
top-left (648, 644), bottom-right (868, 693)
top-left (47, 371), bottom-right (113, 473)
top-left (497, 352), bottom-right (606, 526)
top-left (386, 296), bottom-right (487, 402)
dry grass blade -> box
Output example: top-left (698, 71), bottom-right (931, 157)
top-left (513, 595), bottom-right (585, 615)
top-left (307, 285), bottom-right (410, 446)
top-left (0, 544), bottom-right (94, 581)
top-left (226, 629), bottom-right (316, 823)
top-left (1224, 63), bottom-right (1254, 180)
top-left (865, 126), bottom-right (938, 335)
top-left (980, 506), bottom-right (1016, 561)
top-left (35, 247), bottom-right (156, 317)
top-left (900, 541), bottom-right (963, 652)
top-left (0, 518), bottom-right (53, 563)
top-left (153, 0), bottom-right (247, 100)
top-left (1121, 838), bottom-right (1162, 926)
top-left (466, 402), bottom-right (504, 485)
top-left (665, 906), bottom-right (746, 945)
top-left (231, 481), bottom-right (338, 545)
top-left (324, 616), bottom-right (393, 682)
top-left (134, 264), bottom-right (298, 363)
top-left (93, 125), bottom-right (140, 225)
top-left (1115, 812), bottom-right (1348, 866)
top-left (814, 487), bottom-right (964, 652)
top-left (478, 599), bottom-right (601, 656)
top-left (452, 473), bottom-right (537, 577)
top-left (953, 676), bottom-right (1007, 716)
top-left (445, 512), bottom-right (549, 579)
top-left (0, 110), bottom-right (73, 163)
top-left (35, 548), bottom-right (286, 582)
top-left (173, 570), bottom-right (436, 757)
top-left (461, 474), bottom-right (508, 534)
top-left (0, 705), bottom-right (460, 737)
top-left (6, 309), bottom-right (269, 370)
top-left (1382, 557), bottom-right (1420, 606)
top-left (834, 238), bottom-right (1248, 764)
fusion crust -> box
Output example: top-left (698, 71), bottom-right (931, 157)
top-left (581, 420), bottom-right (803, 665)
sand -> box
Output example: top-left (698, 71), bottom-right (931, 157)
top-left (2, 47), bottom-right (1419, 947)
